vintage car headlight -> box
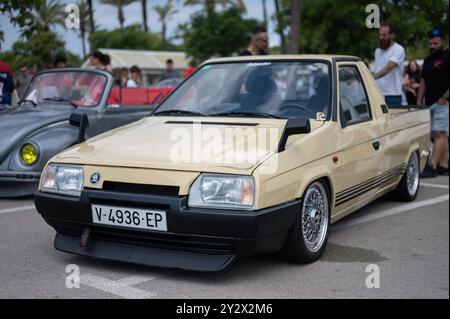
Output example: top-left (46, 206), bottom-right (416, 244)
top-left (41, 164), bottom-right (84, 197)
top-left (20, 143), bottom-right (39, 165)
top-left (188, 174), bottom-right (255, 210)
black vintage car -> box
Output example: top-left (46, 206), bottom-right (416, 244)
top-left (0, 68), bottom-right (158, 197)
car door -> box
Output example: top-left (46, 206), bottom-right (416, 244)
top-left (332, 63), bottom-right (386, 214)
top-left (100, 86), bottom-right (155, 132)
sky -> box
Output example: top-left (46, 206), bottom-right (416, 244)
top-left (0, 0), bottom-right (280, 58)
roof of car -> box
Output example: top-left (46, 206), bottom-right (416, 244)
top-left (202, 54), bottom-right (361, 65)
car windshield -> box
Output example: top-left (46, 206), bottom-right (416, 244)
top-left (156, 61), bottom-right (331, 119)
top-left (23, 71), bottom-right (107, 107)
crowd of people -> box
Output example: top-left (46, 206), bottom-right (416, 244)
top-left (1, 25), bottom-right (448, 177)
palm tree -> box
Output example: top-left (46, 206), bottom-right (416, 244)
top-left (274, 0), bottom-right (286, 53)
top-left (287, 0), bottom-right (301, 54)
top-left (86, 0), bottom-right (95, 32)
top-left (33, 0), bottom-right (65, 32)
top-left (153, 0), bottom-right (178, 46)
top-left (140, 0), bottom-right (148, 32)
top-left (74, 0), bottom-right (92, 59)
top-left (262, 0), bottom-right (268, 30)
top-left (99, 0), bottom-right (135, 30)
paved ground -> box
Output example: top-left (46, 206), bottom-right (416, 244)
top-left (0, 176), bottom-right (448, 299)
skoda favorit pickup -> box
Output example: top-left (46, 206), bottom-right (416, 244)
top-left (34, 55), bottom-right (430, 271)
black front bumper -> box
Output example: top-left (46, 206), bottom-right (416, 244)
top-left (0, 171), bottom-right (40, 197)
top-left (34, 188), bottom-right (301, 271)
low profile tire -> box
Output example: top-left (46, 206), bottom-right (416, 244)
top-left (390, 151), bottom-right (420, 201)
top-left (280, 180), bottom-right (331, 263)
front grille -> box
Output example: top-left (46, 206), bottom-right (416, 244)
top-left (51, 220), bottom-right (235, 254)
top-left (99, 182), bottom-right (179, 196)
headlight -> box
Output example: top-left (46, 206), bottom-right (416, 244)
top-left (188, 174), bottom-right (255, 210)
top-left (41, 164), bottom-right (83, 197)
top-left (20, 143), bottom-right (39, 165)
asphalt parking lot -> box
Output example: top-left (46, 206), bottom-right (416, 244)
top-left (0, 176), bottom-right (448, 299)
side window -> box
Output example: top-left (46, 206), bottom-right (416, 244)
top-left (338, 66), bottom-right (371, 126)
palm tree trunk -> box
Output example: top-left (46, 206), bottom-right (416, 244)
top-left (274, 0), bottom-right (286, 53)
top-left (81, 30), bottom-right (87, 59)
top-left (87, 0), bottom-right (95, 32)
top-left (118, 5), bottom-right (125, 30)
top-left (262, 0), bottom-right (268, 30)
top-left (141, 0), bottom-right (148, 32)
top-left (162, 21), bottom-right (167, 46)
top-left (287, 0), bottom-right (301, 54)
top-left (205, 0), bottom-right (214, 18)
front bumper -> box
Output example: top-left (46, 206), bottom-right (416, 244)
top-left (0, 171), bottom-right (41, 197)
top-left (34, 188), bottom-right (301, 271)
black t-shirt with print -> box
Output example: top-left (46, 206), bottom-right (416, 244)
top-left (421, 48), bottom-right (449, 106)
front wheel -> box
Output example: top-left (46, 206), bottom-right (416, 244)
top-left (389, 151), bottom-right (420, 201)
top-left (280, 181), bottom-right (331, 263)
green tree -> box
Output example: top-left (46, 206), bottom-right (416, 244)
top-left (99, 0), bottom-right (136, 30)
top-left (153, 0), bottom-right (178, 46)
top-left (297, 0), bottom-right (448, 60)
top-left (0, 0), bottom-right (36, 38)
top-left (0, 31), bottom-right (81, 71)
top-left (180, 6), bottom-right (259, 65)
top-left (88, 24), bottom-right (172, 51)
top-left (184, 0), bottom-right (246, 18)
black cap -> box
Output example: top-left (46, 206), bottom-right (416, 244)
top-left (428, 28), bottom-right (444, 39)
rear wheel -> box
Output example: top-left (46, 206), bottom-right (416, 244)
top-left (390, 152), bottom-right (420, 201)
top-left (280, 181), bottom-right (330, 263)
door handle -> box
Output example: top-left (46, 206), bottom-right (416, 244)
top-left (372, 141), bottom-right (381, 151)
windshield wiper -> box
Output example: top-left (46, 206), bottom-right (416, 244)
top-left (153, 109), bottom-right (206, 116)
top-left (211, 111), bottom-right (284, 119)
top-left (43, 97), bottom-right (78, 108)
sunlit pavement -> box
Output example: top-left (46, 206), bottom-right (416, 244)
top-left (0, 176), bottom-right (448, 299)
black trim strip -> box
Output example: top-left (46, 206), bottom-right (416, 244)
top-left (335, 169), bottom-right (404, 207)
top-left (336, 164), bottom-right (405, 199)
top-left (335, 170), bottom-right (404, 206)
top-left (336, 168), bottom-right (404, 202)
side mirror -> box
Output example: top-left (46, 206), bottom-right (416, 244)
top-left (277, 118), bottom-right (311, 153)
top-left (69, 113), bottom-right (89, 143)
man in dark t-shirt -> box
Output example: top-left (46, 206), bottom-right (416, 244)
top-left (418, 29), bottom-right (449, 177)
top-left (240, 27), bottom-right (269, 56)
top-left (0, 59), bottom-right (15, 106)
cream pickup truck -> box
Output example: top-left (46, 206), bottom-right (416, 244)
top-left (34, 55), bottom-right (430, 271)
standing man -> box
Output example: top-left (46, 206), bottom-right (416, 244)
top-left (418, 29), bottom-right (449, 177)
top-left (240, 26), bottom-right (269, 56)
top-left (373, 23), bottom-right (405, 106)
top-left (15, 66), bottom-right (32, 99)
top-left (0, 58), bottom-right (14, 106)
top-left (160, 59), bottom-right (179, 81)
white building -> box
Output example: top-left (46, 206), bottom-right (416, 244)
top-left (82, 48), bottom-right (189, 85)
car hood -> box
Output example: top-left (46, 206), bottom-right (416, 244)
top-left (53, 116), bottom-right (323, 174)
top-left (0, 107), bottom-right (69, 162)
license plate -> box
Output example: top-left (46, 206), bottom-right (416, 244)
top-left (91, 204), bottom-right (167, 232)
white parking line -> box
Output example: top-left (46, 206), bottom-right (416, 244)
top-left (80, 274), bottom-right (157, 299)
top-left (332, 194), bottom-right (449, 231)
top-left (0, 205), bottom-right (35, 215)
top-left (420, 182), bottom-right (449, 189)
